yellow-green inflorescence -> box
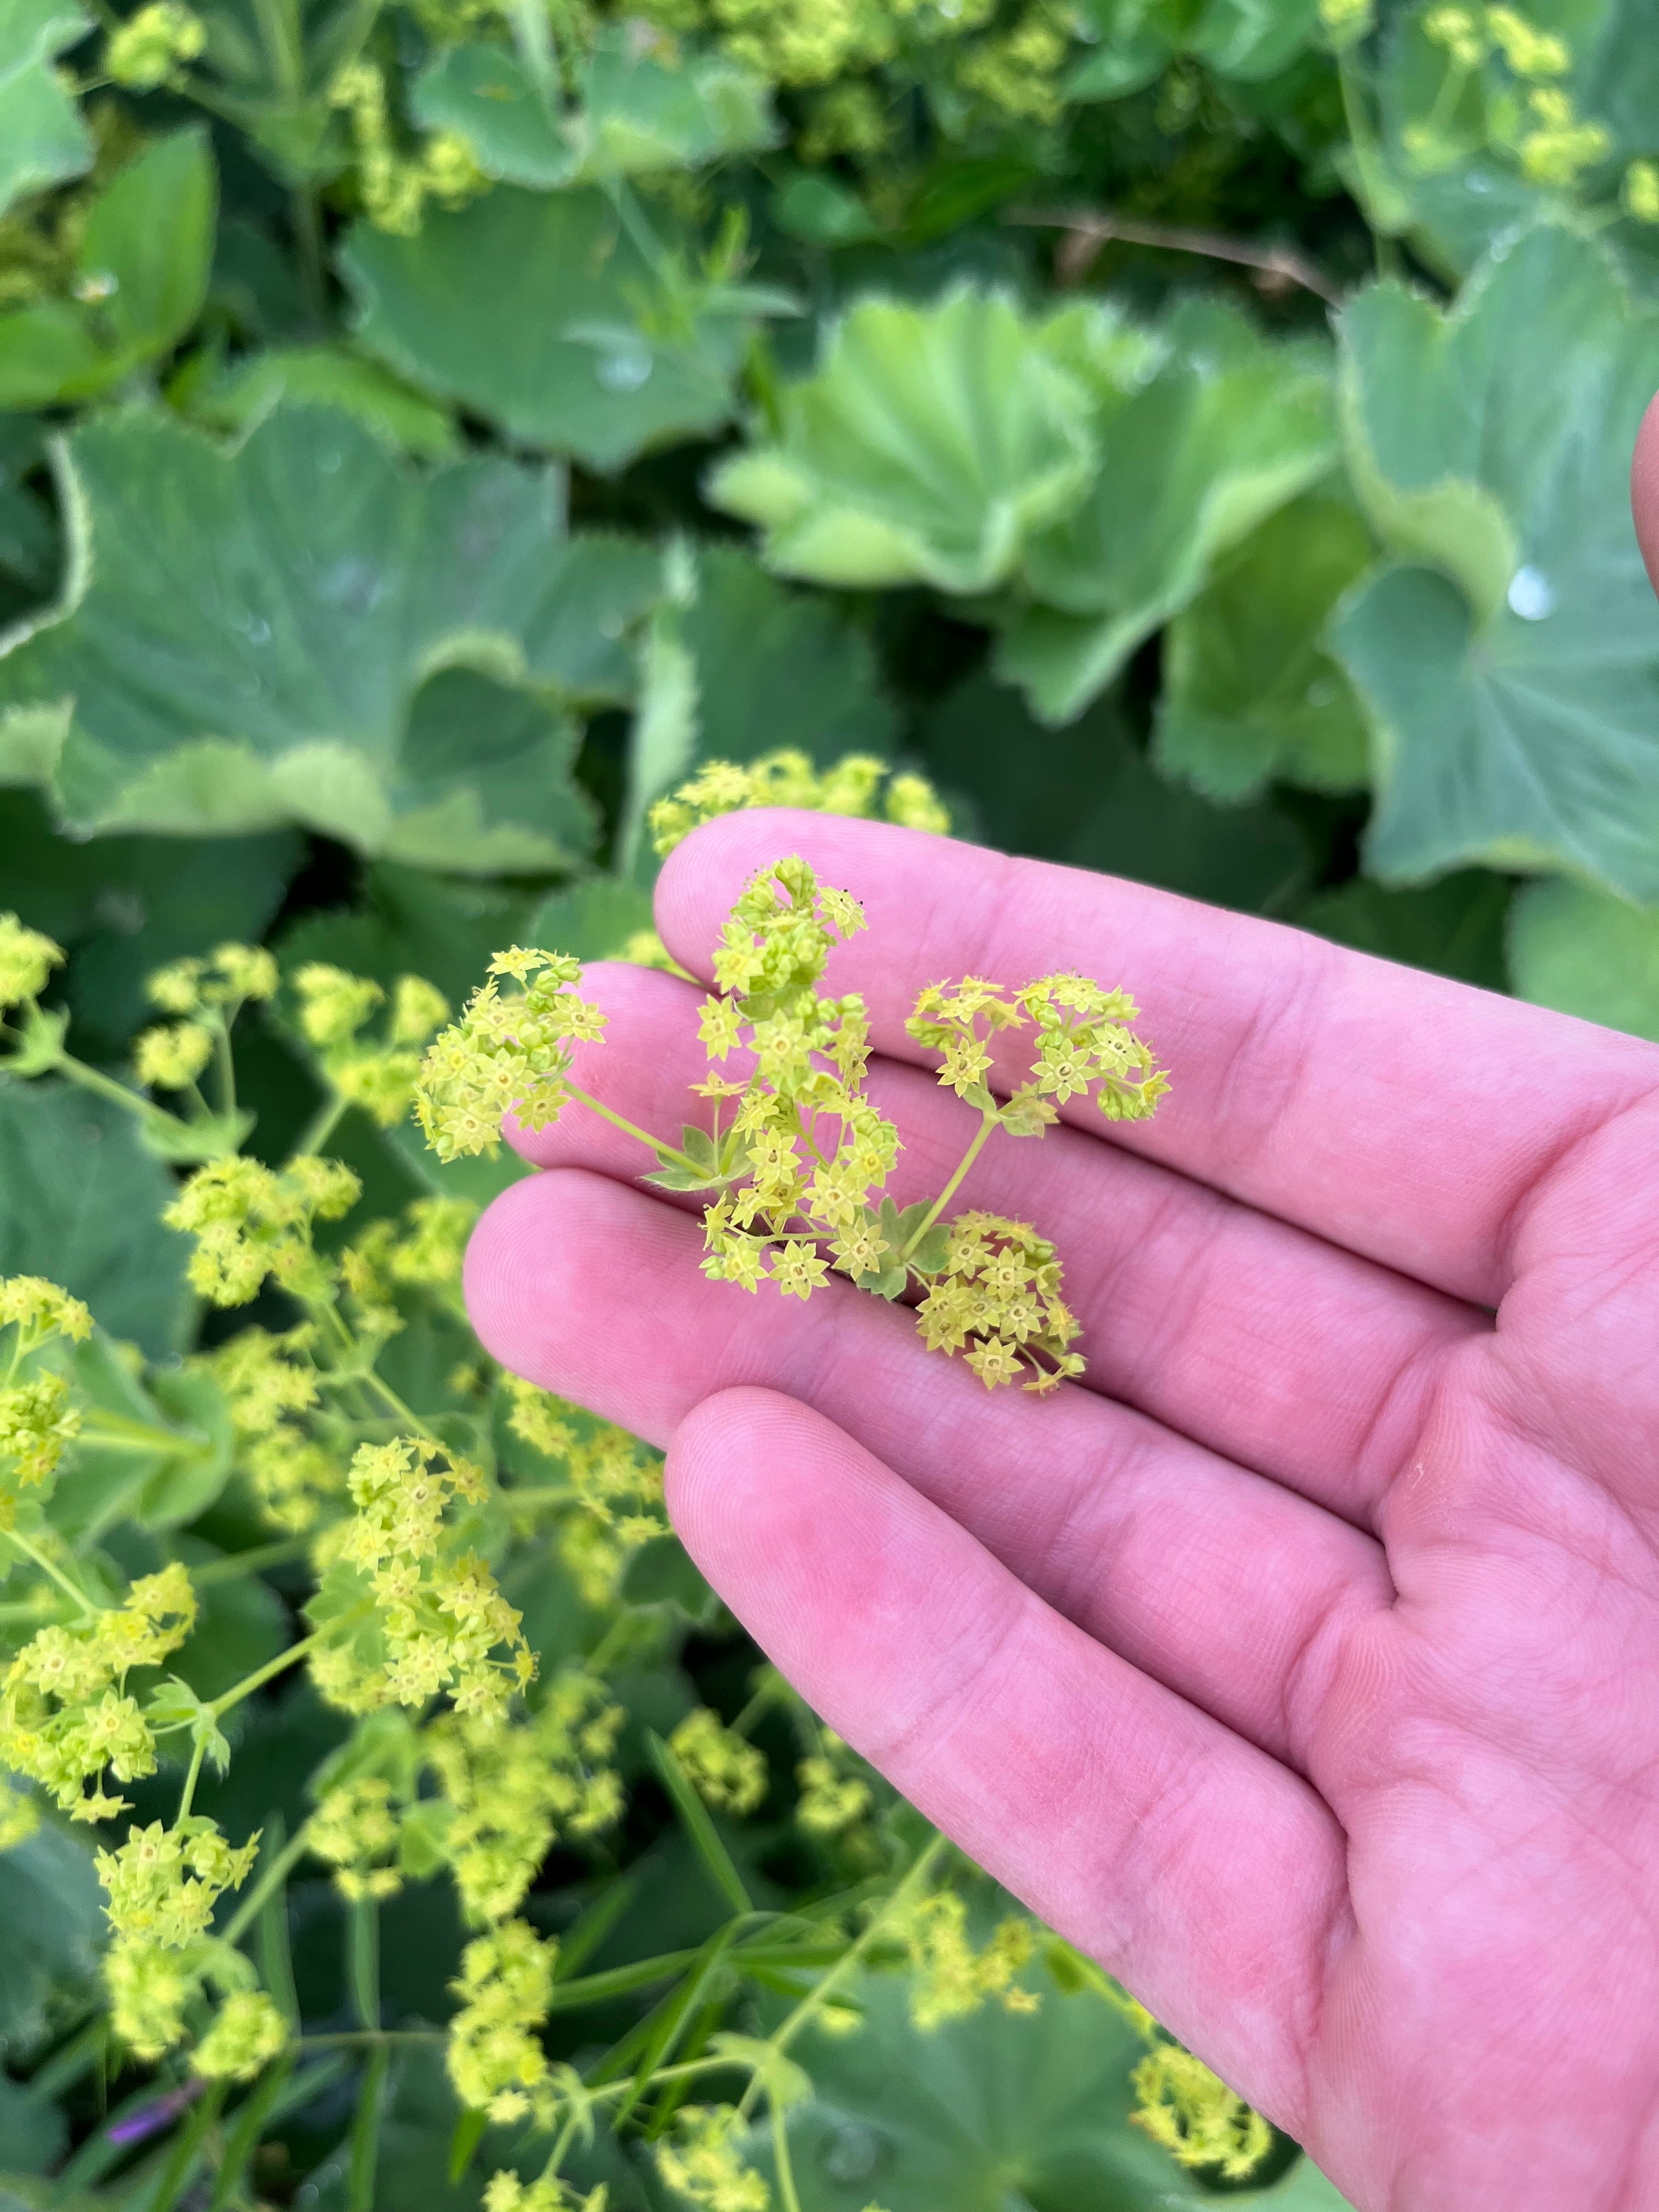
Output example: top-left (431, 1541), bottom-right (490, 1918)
top-left (1130, 2042), bottom-right (1276, 2180)
top-left (415, 789), bottom-right (1169, 1393)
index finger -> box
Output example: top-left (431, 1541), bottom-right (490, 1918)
top-left (655, 811), bottom-right (1659, 1306)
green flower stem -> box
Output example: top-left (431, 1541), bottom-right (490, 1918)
top-left (6, 1528), bottom-right (98, 1613)
top-left (298, 2029), bottom-right (444, 2050)
top-left (52, 1049), bottom-right (195, 1138)
top-left (899, 1113), bottom-right (996, 1262)
top-left (207, 1011), bottom-right (237, 1120)
top-left (145, 2078), bottom-right (227, 2212)
top-left (294, 1087), bottom-right (348, 1159)
top-left (207, 1625), bottom-right (326, 1720)
top-left (78, 1409), bottom-right (209, 1456)
top-left (567, 1081), bottom-right (700, 1175)
top-left (223, 1822), bottom-right (313, 1946)
top-left (348, 1895), bottom-right (380, 2031)
top-left (346, 2043), bottom-right (389, 2212)
top-left (361, 1369), bottom-right (444, 1445)
top-left (771, 2095), bottom-right (805, 2212)
top-left (176, 1734), bottom-right (208, 1822)
top-left (737, 1830), bottom-right (950, 2119)
top-left (206, 2051), bottom-right (297, 2212)
top-left (191, 1537), bottom-right (311, 1587)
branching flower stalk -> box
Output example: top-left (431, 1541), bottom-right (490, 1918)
top-left (415, 843), bottom-right (1169, 1393)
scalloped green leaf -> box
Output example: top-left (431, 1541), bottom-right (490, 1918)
top-left (1334, 224), bottom-right (1659, 896)
top-left (922, 670), bottom-right (1306, 913)
top-left (0, 128), bottom-right (216, 408)
top-left (183, 342), bottom-right (460, 457)
top-left (0, 1825), bottom-right (102, 2047)
top-left (0, 0), bottom-right (92, 219)
top-left (1070, 0), bottom-right (1324, 95)
top-left (0, 403), bottom-right (611, 867)
top-left (1154, 491), bottom-right (1375, 801)
top-left (998, 298), bottom-right (1335, 723)
top-left (0, 1081), bottom-right (191, 1355)
top-left (686, 543), bottom-right (899, 764)
top-left (342, 184), bottom-right (771, 470)
top-left (746, 1951), bottom-right (1353, 2211)
top-left (707, 287), bottom-right (1098, 593)
top-left (1508, 876), bottom-right (1659, 1039)
top-left (413, 23), bottom-right (775, 188)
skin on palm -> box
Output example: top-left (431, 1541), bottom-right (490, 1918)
top-left (461, 405), bottom-right (1659, 2211)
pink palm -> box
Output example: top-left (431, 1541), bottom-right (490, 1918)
top-left (464, 432), bottom-right (1659, 2212)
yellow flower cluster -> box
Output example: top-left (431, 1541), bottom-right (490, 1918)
top-left (98, 1813), bottom-right (261, 2059)
top-left (657, 2106), bottom-right (770, 2212)
top-left (319, 1438), bottom-right (534, 1720)
top-left (952, 2), bottom-right (1069, 121)
top-left (0, 1563), bottom-right (196, 1821)
top-left (907, 971), bottom-right (1169, 1125)
top-left (1514, 86), bottom-right (1610, 184)
top-left (193, 1988), bottom-right (290, 2081)
top-left (505, 1379), bottom-right (668, 1601)
top-left (670, 1706), bottom-right (769, 1815)
top-left (104, 0), bottom-right (205, 88)
top-left (695, 856), bottom-right (899, 1297)
top-left (148, 944), bottom-right (279, 1017)
top-left (1413, 5), bottom-right (1611, 189)
top-left (1317, 0), bottom-right (1372, 45)
top-left (795, 1734), bottom-right (872, 1836)
top-left (164, 1155), bottom-right (362, 1307)
top-left (294, 964), bottom-right (451, 1128)
top-left (0, 912), bottom-right (64, 1010)
top-left (1130, 2044), bottom-right (1274, 2181)
top-left (1627, 160), bottom-right (1659, 223)
top-left (416, 950), bottom-right (606, 1163)
top-left (505, 1382), bottom-right (666, 1534)
top-left (659, 2106), bottom-right (770, 2212)
top-left (913, 1212), bottom-right (1080, 1391)
top-left (134, 1020), bottom-right (215, 1093)
top-left (891, 1889), bottom-right (1038, 2028)
top-left (309, 1774), bottom-right (405, 1901)
top-left (484, 2175), bottom-right (607, 2212)
top-left (0, 1276), bottom-right (92, 1526)
top-left (0, 1777), bottom-right (39, 1852)
top-left (424, 1673), bottom-right (624, 1923)
top-left (447, 1917), bottom-right (558, 2119)
top-left (648, 748), bottom-right (949, 857)
top-left (204, 1324), bottom-right (342, 1532)
top-left (425, 849), bottom-right (1164, 1392)
top-left (330, 59), bottom-right (488, 235)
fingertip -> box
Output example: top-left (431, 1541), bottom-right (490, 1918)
top-left (1632, 386), bottom-right (1659, 597)
top-left (461, 1170), bottom-right (553, 1372)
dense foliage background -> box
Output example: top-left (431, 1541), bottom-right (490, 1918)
top-left (1, 0), bottom-right (1658, 2201)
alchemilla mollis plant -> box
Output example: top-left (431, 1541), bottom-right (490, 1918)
top-left (0, 763), bottom-right (1264, 2210)
top-left (1, 0), bottom-right (1657, 2196)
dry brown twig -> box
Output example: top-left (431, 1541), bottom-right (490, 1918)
top-left (1008, 204), bottom-right (1346, 307)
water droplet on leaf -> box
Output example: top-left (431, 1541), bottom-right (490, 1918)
top-left (1507, 564), bottom-right (1555, 621)
top-left (596, 351), bottom-right (652, 393)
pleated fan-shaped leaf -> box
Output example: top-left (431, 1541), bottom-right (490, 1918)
top-left (0, 403), bottom-right (653, 868)
top-left (1334, 223), bottom-right (1659, 899)
top-left (997, 297), bottom-right (1336, 724)
top-left (342, 184), bottom-right (783, 470)
top-left (0, 0), bottom-right (92, 218)
top-left (707, 287), bottom-right (1099, 594)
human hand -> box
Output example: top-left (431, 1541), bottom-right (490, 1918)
top-left (464, 443), bottom-right (1659, 2212)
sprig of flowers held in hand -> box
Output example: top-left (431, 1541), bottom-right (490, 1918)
top-left (416, 851), bottom-right (1169, 1393)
